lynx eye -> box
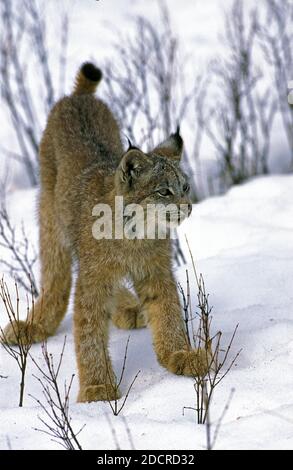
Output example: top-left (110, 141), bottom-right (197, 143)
top-left (157, 188), bottom-right (173, 197)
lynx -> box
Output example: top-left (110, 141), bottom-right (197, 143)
top-left (3, 63), bottom-right (208, 402)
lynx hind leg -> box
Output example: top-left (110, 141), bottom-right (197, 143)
top-left (111, 286), bottom-right (146, 330)
top-left (2, 190), bottom-right (72, 346)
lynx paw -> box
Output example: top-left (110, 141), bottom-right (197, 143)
top-left (77, 384), bottom-right (121, 403)
top-left (112, 309), bottom-right (146, 330)
top-left (1, 321), bottom-right (47, 345)
top-left (167, 348), bottom-right (211, 377)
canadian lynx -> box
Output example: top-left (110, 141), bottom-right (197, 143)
top-left (3, 63), bottom-right (208, 402)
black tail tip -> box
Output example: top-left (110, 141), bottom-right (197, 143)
top-left (81, 62), bottom-right (102, 82)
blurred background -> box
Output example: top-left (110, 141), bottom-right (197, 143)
top-left (0, 0), bottom-right (292, 199)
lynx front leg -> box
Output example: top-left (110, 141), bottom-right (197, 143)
top-left (135, 273), bottom-right (209, 377)
top-left (74, 276), bottom-right (120, 403)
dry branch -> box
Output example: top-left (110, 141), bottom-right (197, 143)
top-left (0, 278), bottom-right (35, 406)
top-left (181, 238), bottom-right (241, 426)
top-left (260, 0), bottom-right (293, 164)
top-left (0, 0), bottom-right (70, 185)
top-left (104, 336), bottom-right (140, 416)
top-left (198, 0), bottom-right (277, 191)
top-left (30, 338), bottom-right (84, 450)
top-left (0, 202), bottom-right (38, 297)
top-left (103, 3), bottom-right (199, 202)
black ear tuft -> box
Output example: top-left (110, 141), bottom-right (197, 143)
top-left (124, 134), bottom-right (140, 152)
top-left (126, 136), bottom-right (133, 149)
top-left (81, 62), bottom-right (102, 82)
top-left (152, 127), bottom-right (184, 162)
top-left (172, 125), bottom-right (183, 149)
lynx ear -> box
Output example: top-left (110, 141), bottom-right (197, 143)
top-left (118, 149), bottom-right (150, 188)
top-left (152, 126), bottom-right (183, 162)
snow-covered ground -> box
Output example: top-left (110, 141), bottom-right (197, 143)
top-left (1, 175), bottom-right (293, 450)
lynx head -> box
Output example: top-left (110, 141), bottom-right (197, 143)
top-left (115, 128), bottom-right (192, 232)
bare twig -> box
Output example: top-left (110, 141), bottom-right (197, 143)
top-left (104, 336), bottom-right (141, 416)
top-left (30, 338), bottom-right (84, 450)
top-left (198, 0), bottom-right (277, 192)
top-left (0, 202), bottom-right (38, 297)
top-left (0, 278), bottom-right (35, 406)
top-left (259, 0), bottom-right (293, 165)
top-left (182, 237), bottom-right (241, 426)
top-left (0, 0), bottom-right (70, 185)
top-left (103, 2), bottom-right (199, 204)
top-left (178, 269), bottom-right (193, 347)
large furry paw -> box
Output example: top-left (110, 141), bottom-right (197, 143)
top-left (112, 308), bottom-right (146, 330)
top-left (166, 348), bottom-right (211, 377)
top-left (1, 320), bottom-right (47, 345)
top-left (77, 384), bottom-right (121, 403)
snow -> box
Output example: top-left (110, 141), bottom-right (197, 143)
top-left (1, 175), bottom-right (293, 450)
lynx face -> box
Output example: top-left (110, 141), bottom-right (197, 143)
top-left (115, 130), bottom-right (192, 231)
